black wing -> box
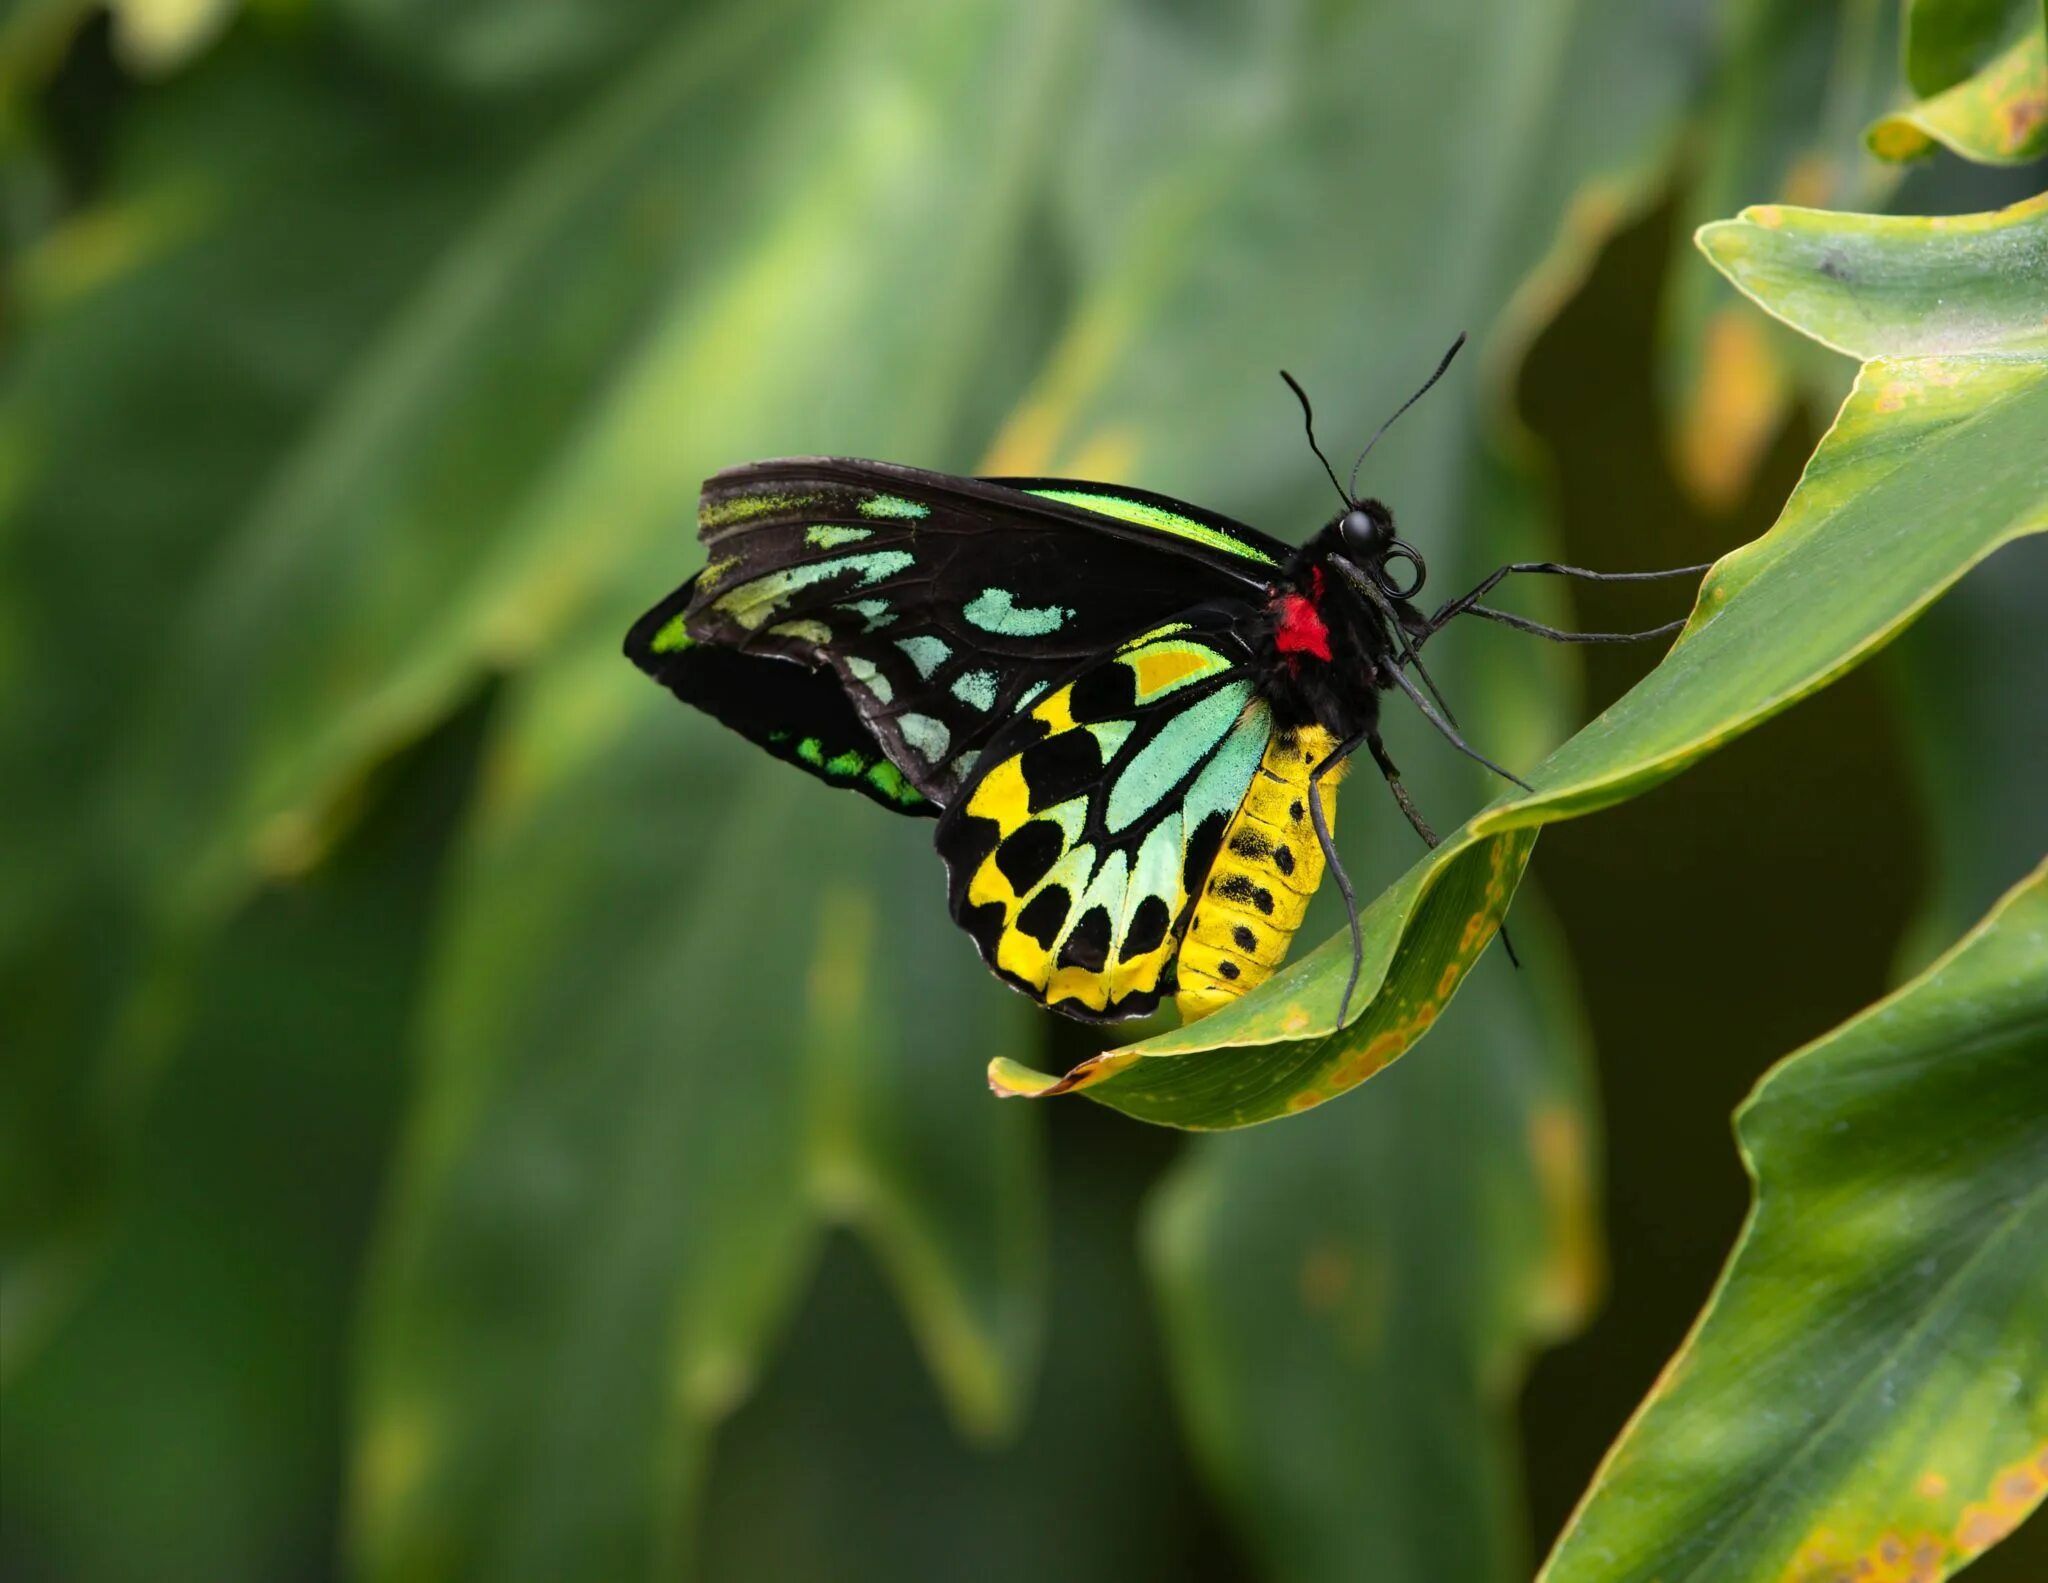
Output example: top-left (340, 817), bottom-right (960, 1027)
top-left (627, 457), bottom-right (1289, 809)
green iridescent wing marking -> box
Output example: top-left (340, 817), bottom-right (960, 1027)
top-left (629, 458), bottom-right (1289, 812)
top-left (1002, 481), bottom-right (1283, 569)
top-left (933, 611), bottom-right (1272, 1022)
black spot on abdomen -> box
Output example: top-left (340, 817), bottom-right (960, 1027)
top-left (1231, 923), bottom-right (1257, 951)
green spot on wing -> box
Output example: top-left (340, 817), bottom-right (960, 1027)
top-left (858, 493), bottom-right (930, 519)
top-left (865, 759), bottom-right (926, 807)
top-left (899, 713), bottom-right (950, 763)
top-left (806, 524), bottom-right (873, 548)
top-left (895, 635), bottom-right (950, 678)
top-left (649, 614), bottom-right (692, 654)
top-left (963, 587), bottom-right (1071, 636)
top-left (700, 490), bottom-right (823, 530)
top-left (950, 669), bottom-right (998, 710)
top-left (1026, 486), bottom-right (1278, 566)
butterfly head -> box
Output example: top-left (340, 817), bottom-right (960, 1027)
top-left (1329, 500), bottom-right (1427, 600)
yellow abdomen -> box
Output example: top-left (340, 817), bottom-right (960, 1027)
top-left (1175, 725), bottom-right (1343, 1022)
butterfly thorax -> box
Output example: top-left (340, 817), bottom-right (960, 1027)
top-left (1248, 517), bottom-right (1419, 740)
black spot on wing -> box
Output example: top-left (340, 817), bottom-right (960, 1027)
top-left (1017, 886), bottom-right (1071, 948)
top-left (1069, 663), bottom-right (1137, 723)
top-left (1121, 896), bottom-right (1171, 960)
top-left (1020, 731), bottom-right (1102, 812)
top-left (1183, 811), bottom-right (1228, 896)
top-left (936, 808), bottom-right (1002, 878)
top-left (994, 821), bottom-right (1063, 893)
top-left (1058, 906), bottom-right (1113, 972)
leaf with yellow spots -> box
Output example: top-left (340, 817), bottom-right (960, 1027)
top-left (989, 191), bottom-right (2048, 1129)
top-left (1539, 860), bottom-right (2048, 1583)
top-left (1869, 8), bottom-right (2048, 166)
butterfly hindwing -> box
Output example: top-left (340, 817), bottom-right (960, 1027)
top-left (658, 458), bottom-right (1288, 806)
top-left (934, 608), bottom-right (1275, 1022)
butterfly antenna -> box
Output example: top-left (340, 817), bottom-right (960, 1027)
top-left (1280, 370), bottom-right (1353, 511)
top-left (1348, 331), bottom-right (1467, 499)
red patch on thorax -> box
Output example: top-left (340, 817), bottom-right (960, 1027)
top-left (1273, 566), bottom-right (1331, 662)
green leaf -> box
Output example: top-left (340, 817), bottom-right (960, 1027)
top-left (1870, 6), bottom-right (2048, 164)
top-left (990, 192), bottom-right (2048, 1129)
top-left (1904, 0), bottom-right (2041, 95)
top-left (1538, 858), bottom-right (2048, 1583)
top-left (0, 709), bottom-right (485, 1583)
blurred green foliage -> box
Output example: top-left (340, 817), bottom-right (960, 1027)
top-left (2, 1), bottom-right (2044, 1581)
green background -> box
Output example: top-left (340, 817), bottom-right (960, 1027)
top-left (2, 1), bottom-right (2043, 1579)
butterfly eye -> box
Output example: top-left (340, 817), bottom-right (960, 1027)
top-left (1339, 507), bottom-right (1389, 558)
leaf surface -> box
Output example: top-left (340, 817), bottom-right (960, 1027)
top-left (1538, 859), bottom-right (2048, 1583)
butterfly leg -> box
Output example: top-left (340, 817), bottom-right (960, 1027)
top-left (1308, 730), bottom-right (1368, 1030)
top-left (1461, 605), bottom-right (1685, 645)
top-left (1418, 560), bottom-right (1710, 646)
top-left (1364, 729), bottom-right (1438, 849)
top-left (1382, 663), bottom-right (1533, 793)
top-left (1366, 729), bottom-right (1522, 968)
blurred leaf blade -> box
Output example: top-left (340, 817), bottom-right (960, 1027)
top-left (1869, 8), bottom-right (2048, 164)
top-left (1539, 858), bottom-right (2048, 1583)
top-left (1904, 0), bottom-right (2042, 94)
top-left (995, 193), bottom-right (2048, 1129)
top-left (124, 0), bottom-right (811, 929)
top-left (349, 4), bottom-right (1087, 1573)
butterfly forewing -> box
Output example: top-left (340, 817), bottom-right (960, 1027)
top-left (934, 608), bottom-right (1275, 1022)
top-left (654, 458), bottom-right (1287, 806)
top-left (626, 578), bottom-right (933, 815)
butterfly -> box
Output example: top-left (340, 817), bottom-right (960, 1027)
top-left (626, 336), bottom-right (1702, 1026)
